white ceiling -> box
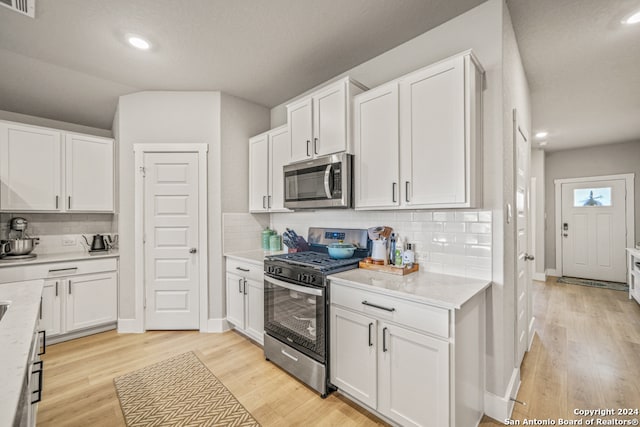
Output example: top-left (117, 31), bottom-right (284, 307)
top-left (0, 0), bottom-right (485, 130)
top-left (508, 0), bottom-right (640, 151)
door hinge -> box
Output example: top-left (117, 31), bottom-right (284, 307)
top-left (139, 166), bottom-right (146, 177)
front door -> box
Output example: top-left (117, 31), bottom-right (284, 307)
top-left (514, 114), bottom-right (531, 366)
top-left (144, 152), bottom-right (200, 329)
top-left (561, 179), bottom-right (627, 282)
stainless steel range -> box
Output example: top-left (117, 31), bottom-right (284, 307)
top-left (263, 227), bottom-right (369, 397)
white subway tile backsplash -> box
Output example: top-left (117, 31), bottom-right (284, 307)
top-left (270, 209), bottom-right (492, 281)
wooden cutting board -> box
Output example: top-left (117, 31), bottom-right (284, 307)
top-left (358, 262), bottom-right (419, 275)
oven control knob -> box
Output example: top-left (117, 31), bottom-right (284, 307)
top-left (275, 267), bottom-right (282, 275)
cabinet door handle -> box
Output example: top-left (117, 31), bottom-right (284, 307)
top-left (238, 278), bottom-right (243, 294)
top-left (55, 195), bottom-right (59, 209)
top-left (236, 267), bottom-right (250, 272)
top-left (55, 281), bottom-right (58, 296)
top-left (392, 182), bottom-right (397, 203)
top-left (268, 195), bottom-right (271, 209)
top-left (263, 196), bottom-right (266, 209)
top-left (368, 322), bottom-right (373, 347)
top-left (68, 195), bottom-right (71, 209)
top-left (49, 267), bottom-right (77, 273)
top-left (314, 137), bottom-right (318, 155)
top-left (405, 181), bottom-right (410, 202)
top-left (38, 330), bottom-right (46, 356)
top-left (382, 327), bottom-right (388, 352)
top-left (31, 360), bottom-right (44, 404)
top-left (39, 297), bottom-right (43, 320)
top-left (306, 140), bottom-right (311, 157)
top-left (243, 279), bottom-right (247, 295)
top-left (68, 280), bottom-right (72, 295)
top-left (362, 300), bottom-right (395, 312)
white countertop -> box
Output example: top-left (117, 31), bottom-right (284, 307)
top-left (224, 249), bottom-right (287, 264)
top-left (0, 250), bottom-right (119, 268)
top-left (328, 269), bottom-right (491, 310)
top-left (0, 279), bottom-right (44, 427)
top-left (627, 247), bottom-right (640, 257)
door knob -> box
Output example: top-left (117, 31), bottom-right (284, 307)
top-left (563, 233), bottom-right (568, 237)
top-left (524, 253), bottom-right (535, 261)
top-left (189, 248), bottom-right (197, 254)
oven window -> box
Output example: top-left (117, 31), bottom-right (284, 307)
top-left (285, 165), bottom-right (334, 201)
top-left (264, 281), bottom-right (325, 360)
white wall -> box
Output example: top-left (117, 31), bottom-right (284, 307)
top-left (269, 0), bottom-right (520, 410)
top-left (530, 149), bottom-right (545, 278)
top-left (544, 140), bottom-right (640, 270)
top-left (115, 91), bottom-right (269, 323)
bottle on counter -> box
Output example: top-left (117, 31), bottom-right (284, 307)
top-left (389, 233), bottom-right (397, 265)
top-left (403, 243), bottom-right (415, 268)
top-left (394, 238), bottom-right (403, 266)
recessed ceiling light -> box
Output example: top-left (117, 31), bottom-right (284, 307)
top-left (535, 131), bottom-right (548, 139)
top-left (128, 36), bottom-right (150, 50)
top-left (622, 10), bottom-right (640, 24)
top-left (539, 141), bottom-right (548, 146)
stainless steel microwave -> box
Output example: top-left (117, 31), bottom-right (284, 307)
top-left (283, 153), bottom-right (352, 209)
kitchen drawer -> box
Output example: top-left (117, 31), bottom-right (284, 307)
top-left (0, 258), bottom-right (118, 284)
top-left (226, 258), bottom-right (264, 283)
top-left (330, 282), bottom-right (449, 339)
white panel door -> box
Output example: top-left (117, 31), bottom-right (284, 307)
top-left (249, 134), bottom-right (269, 212)
top-left (0, 123), bottom-right (61, 211)
top-left (330, 306), bottom-right (377, 409)
top-left (268, 127), bottom-right (290, 212)
top-left (144, 152), bottom-right (199, 329)
top-left (65, 133), bottom-right (114, 212)
top-left (399, 57), bottom-right (465, 206)
top-left (66, 273), bottom-right (117, 332)
top-left (562, 179), bottom-right (627, 282)
top-left (244, 278), bottom-right (264, 344)
top-left (314, 82), bottom-right (346, 157)
top-left (226, 272), bottom-right (245, 329)
top-left (354, 83), bottom-right (400, 209)
top-left (514, 120), bottom-right (531, 365)
top-left (378, 323), bottom-right (449, 427)
top-left (288, 98), bottom-right (313, 162)
top-left (40, 279), bottom-right (62, 337)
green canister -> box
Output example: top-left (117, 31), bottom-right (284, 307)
top-left (262, 228), bottom-right (273, 250)
top-left (269, 234), bottom-right (282, 251)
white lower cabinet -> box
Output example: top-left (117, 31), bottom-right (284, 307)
top-left (330, 280), bottom-right (484, 427)
top-left (225, 258), bottom-right (264, 345)
top-left (35, 258), bottom-right (118, 343)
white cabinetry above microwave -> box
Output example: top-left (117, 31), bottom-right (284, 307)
top-left (287, 77), bottom-right (366, 163)
top-left (354, 51), bottom-right (484, 210)
top-left (249, 126), bottom-right (291, 213)
top-left (0, 121), bottom-right (115, 213)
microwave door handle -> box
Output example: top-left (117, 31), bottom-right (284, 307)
top-left (323, 164), bottom-right (333, 198)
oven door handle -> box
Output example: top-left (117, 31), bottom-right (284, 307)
top-left (323, 164), bottom-right (333, 199)
top-left (265, 275), bottom-right (323, 297)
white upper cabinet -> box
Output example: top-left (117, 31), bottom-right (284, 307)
top-left (354, 82), bottom-right (400, 209)
top-left (249, 133), bottom-right (269, 212)
top-left (287, 77), bottom-right (366, 163)
top-left (0, 122), bottom-right (62, 211)
top-left (249, 126), bottom-right (291, 213)
top-left (66, 133), bottom-right (114, 212)
top-left (0, 120), bottom-right (115, 212)
top-left (354, 51), bottom-right (484, 210)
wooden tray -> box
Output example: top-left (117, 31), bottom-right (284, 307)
top-left (358, 261), bottom-right (419, 276)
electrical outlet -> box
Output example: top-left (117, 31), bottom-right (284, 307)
top-left (62, 235), bottom-right (77, 246)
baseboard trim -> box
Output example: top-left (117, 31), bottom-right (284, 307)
top-left (484, 368), bottom-right (520, 421)
top-left (532, 272), bottom-right (546, 282)
top-left (204, 318), bottom-right (231, 333)
top-left (117, 318), bottom-right (144, 333)
top-left (546, 268), bottom-right (559, 277)
top-left (49, 323), bottom-right (117, 344)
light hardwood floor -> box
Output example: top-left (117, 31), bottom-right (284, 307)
top-left (38, 277), bottom-right (640, 426)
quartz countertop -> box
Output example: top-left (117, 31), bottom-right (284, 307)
top-left (0, 279), bottom-right (44, 427)
top-left (328, 269), bottom-right (491, 310)
top-left (0, 250), bottom-right (119, 268)
top-left (224, 249), bottom-right (287, 264)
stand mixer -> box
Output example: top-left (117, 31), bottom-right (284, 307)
top-left (0, 217), bottom-right (40, 259)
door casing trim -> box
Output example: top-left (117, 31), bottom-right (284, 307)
top-left (133, 143), bottom-right (209, 332)
top-left (554, 173), bottom-right (635, 278)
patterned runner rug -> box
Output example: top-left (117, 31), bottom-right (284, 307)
top-left (557, 276), bottom-right (629, 292)
top-left (114, 351), bottom-right (260, 427)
